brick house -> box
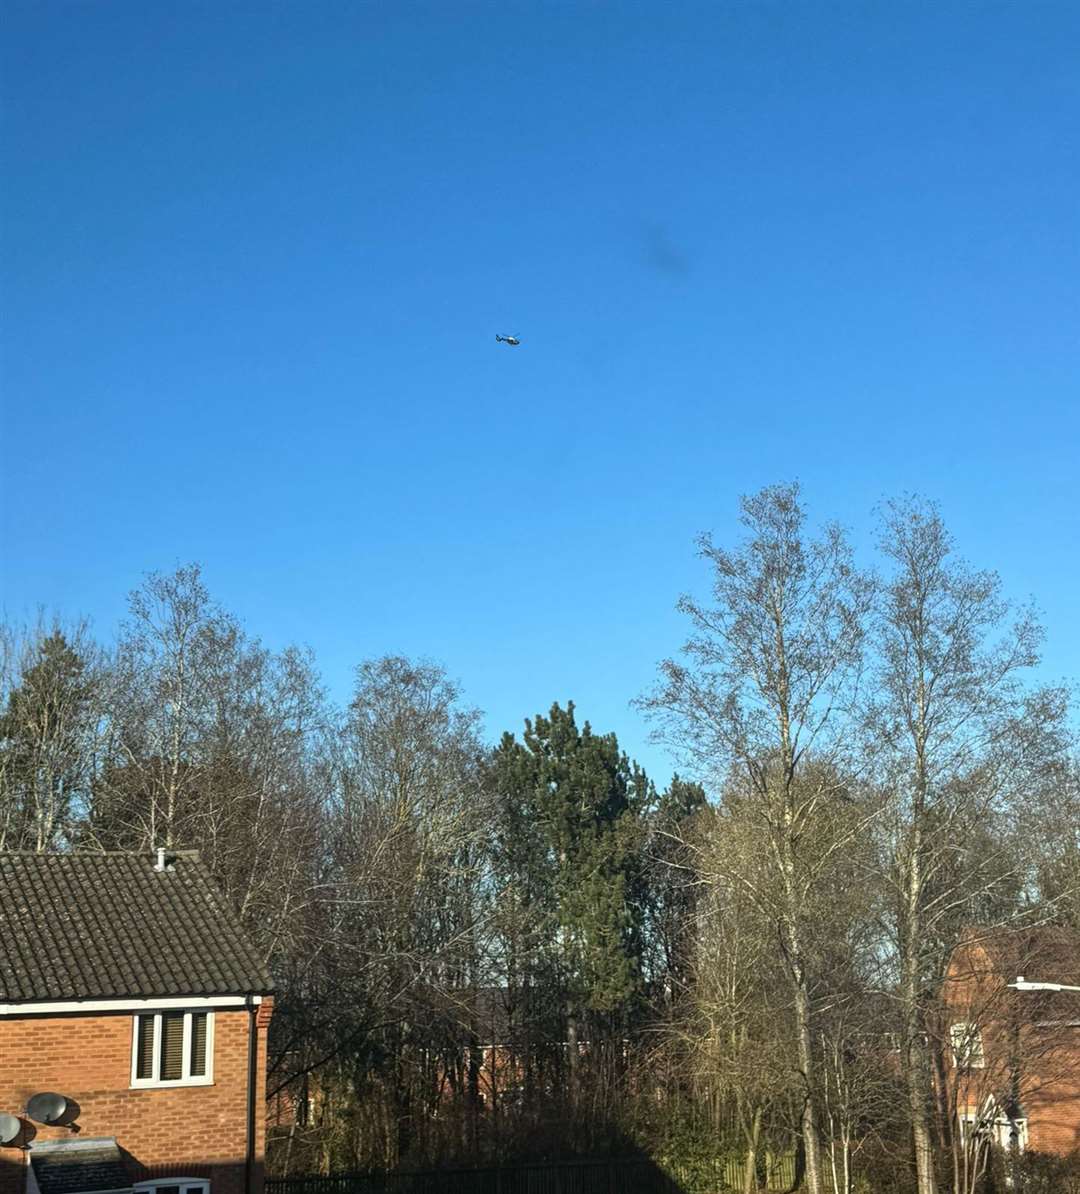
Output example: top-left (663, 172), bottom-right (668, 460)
top-left (426, 987), bottom-right (619, 1112)
top-left (940, 925), bottom-right (1080, 1165)
top-left (0, 852), bottom-right (274, 1194)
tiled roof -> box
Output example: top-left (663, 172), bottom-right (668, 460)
top-left (30, 1139), bottom-right (132, 1194)
top-left (950, 924), bottom-right (1080, 1023)
top-left (978, 924), bottom-right (1080, 987)
top-left (0, 852), bottom-right (273, 1003)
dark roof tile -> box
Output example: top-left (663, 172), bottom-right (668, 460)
top-left (31, 1139), bottom-right (132, 1194)
top-left (0, 852), bottom-right (273, 1003)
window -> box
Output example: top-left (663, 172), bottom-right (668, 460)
top-left (131, 1012), bottom-right (214, 1087)
top-left (949, 1022), bottom-right (985, 1069)
top-left (958, 1111), bottom-right (1027, 1153)
top-left (994, 1117), bottom-right (1028, 1152)
top-left (135, 1180), bottom-right (209, 1194)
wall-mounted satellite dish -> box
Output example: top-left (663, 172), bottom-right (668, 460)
top-left (26, 1093), bottom-right (67, 1125)
top-left (0, 1113), bottom-right (20, 1145)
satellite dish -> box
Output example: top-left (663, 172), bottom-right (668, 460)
top-left (0, 1114), bottom-right (20, 1145)
top-left (26, 1093), bottom-right (67, 1125)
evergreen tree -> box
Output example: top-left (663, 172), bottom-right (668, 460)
top-left (489, 701), bottom-right (654, 1109)
top-left (0, 628), bottom-right (98, 851)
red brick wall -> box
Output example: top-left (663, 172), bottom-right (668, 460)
top-left (1024, 1026), bottom-right (1080, 1155)
top-left (0, 1000), bottom-right (272, 1194)
top-left (943, 942), bottom-right (1080, 1157)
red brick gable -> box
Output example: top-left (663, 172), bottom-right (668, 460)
top-left (0, 1002), bottom-right (272, 1194)
top-left (941, 927), bottom-right (1080, 1157)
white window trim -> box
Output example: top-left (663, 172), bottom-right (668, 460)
top-left (135, 1180), bottom-right (210, 1194)
top-left (130, 1011), bottom-right (215, 1088)
top-left (959, 1112), bottom-right (1028, 1153)
top-left (995, 1117), bottom-right (1028, 1152)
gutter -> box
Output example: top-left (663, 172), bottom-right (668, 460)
top-left (0, 995), bottom-right (263, 1017)
top-left (245, 995), bottom-right (258, 1194)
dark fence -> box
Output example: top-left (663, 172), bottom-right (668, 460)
top-left (269, 1161), bottom-right (677, 1194)
top-left (268, 1161), bottom-right (677, 1194)
top-left (267, 1154), bottom-right (798, 1194)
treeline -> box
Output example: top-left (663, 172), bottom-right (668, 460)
top-left (2, 484), bottom-right (1078, 1194)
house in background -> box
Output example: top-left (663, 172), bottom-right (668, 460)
top-left (941, 925), bottom-right (1080, 1163)
top-left (0, 852), bottom-right (274, 1194)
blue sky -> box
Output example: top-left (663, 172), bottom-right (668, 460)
top-left (2, 2), bottom-right (1078, 784)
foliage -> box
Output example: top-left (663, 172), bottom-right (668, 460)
top-left (0, 623), bottom-right (100, 850)
top-left (1004, 1149), bottom-right (1080, 1194)
top-left (1, 484), bottom-right (1077, 1190)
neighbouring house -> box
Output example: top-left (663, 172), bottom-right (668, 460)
top-left (0, 852), bottom-right (274, 1194)
top-left (424, 986), bottom-right (628, 1112)
top-left (940, 924), bottom-right (1080, 1167)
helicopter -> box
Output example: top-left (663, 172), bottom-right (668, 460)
top-left (495, 334), bottom-right (521, 346)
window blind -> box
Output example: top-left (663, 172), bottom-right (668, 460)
top-left (190, 1012), bottom-right (208, 1076)
top-left (135, 1015), bottom-right (155, 1080)
top-left (160, 1012), bottom-right (185, 1081)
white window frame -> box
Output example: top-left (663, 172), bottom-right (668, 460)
top-left (134, 1180), bottom-right (210, 1194)
top-left (949, 1021), bottom-right (985, 1069)
top-left (992, 1116), bottom-right (1028, 1152)
top-left (958, 1110), bottom-right (1028, 1153)
top-left (130, 1011), bottom-right (215, 1088)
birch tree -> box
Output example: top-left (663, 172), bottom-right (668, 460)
top-left (85, 565), bottom-right (328, 966)
top-left (640, 482), bottom-right (873, 1194)
top-left (680, 809), bottom-right (797, 1194)
top-left (868, 498), bottom-right (1069, 1194)
top-left (94, 563), bottom-right (224, 849)
top-left (292, 656), bottom-right (490, 1169)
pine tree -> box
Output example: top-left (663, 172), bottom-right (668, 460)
top-left (0, 629), bottom-right (97, 851)
top-left (489, 702), bottom-right (653, 1110)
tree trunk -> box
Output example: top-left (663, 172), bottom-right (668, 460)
top-left (778, 821), bottom-right (823, 1194)
top-left (566, 1009), bottom-right (580, 1107)
top-left (467, 1034), bottom-right (481, 1154)
top-left (901, 837), bottom-right (938, 1194)
top-left (742, 1105), bottom-right (763, 1194)
top-left (793, 976), bottom-right (824, 1194)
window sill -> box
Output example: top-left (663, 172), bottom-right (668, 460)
top-left (130, 1078), bottom-right (214, 1090)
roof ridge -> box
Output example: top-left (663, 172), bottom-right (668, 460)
top-left (0, 849), bottom-right (202, 859)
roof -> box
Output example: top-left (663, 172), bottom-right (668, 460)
top-left (0, 852), bottom-right (273, 1004)
top-left (948, 924), bottom-right (1080, 1023)
top-left (30, 1139), bottom-right (132, 1194)
top-left (981, 924), bottom-right (1080, 988)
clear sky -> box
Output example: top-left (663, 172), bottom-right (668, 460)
top-left (2, 2), bottom-right (1078, 785)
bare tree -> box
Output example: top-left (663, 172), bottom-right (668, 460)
top-left (640, 483), bottom-right (874, 1194)
top-left (868, 498), bottom-right (1070, 1194)
top-left (1022, 754), bottom-right (1080, 929)
top-left (84, 565), bottom-right (329, 971)
top-left (94, 563), bottom-right (225, 849)
top-left (274, 656), bottom-right (491, 1170)
top-left (677, 809), bottom-right (797, 1194)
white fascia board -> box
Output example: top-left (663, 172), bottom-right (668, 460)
top-left (0, 994), bottom-right (262, 1016)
